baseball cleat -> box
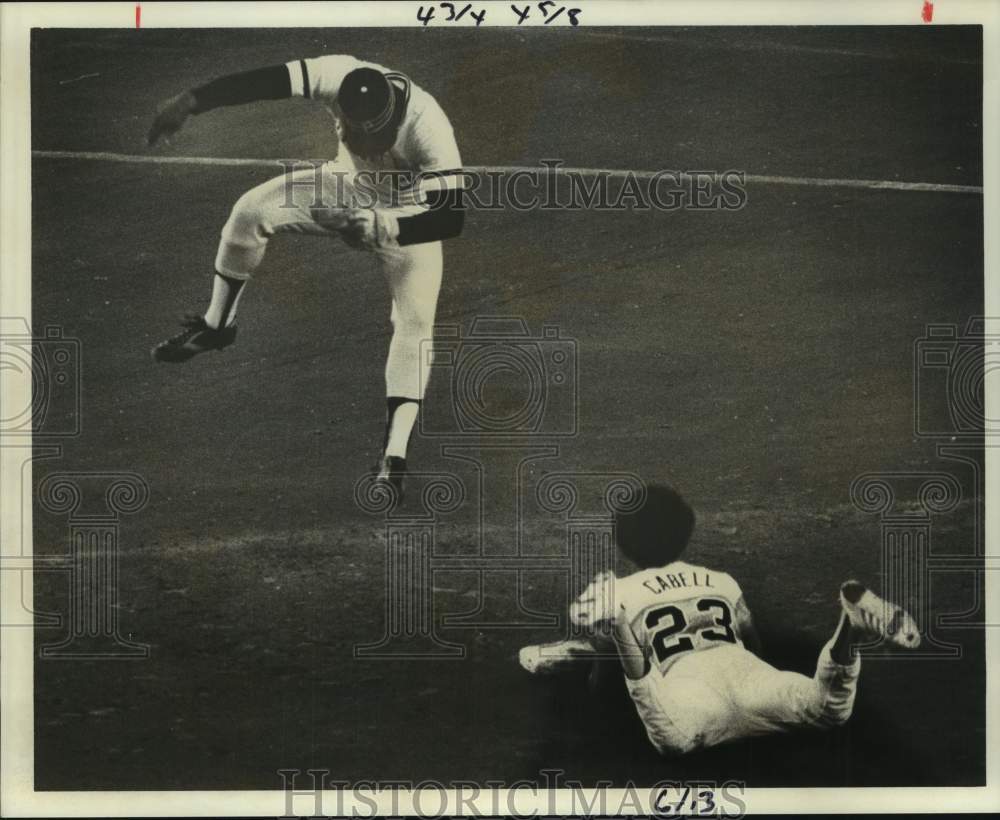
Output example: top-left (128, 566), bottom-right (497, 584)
top-left (374, 455), bottom-right (407, 503)
top-left (519, 639), bottom-right (597, 675)
top-left (152, 314), bottom-right (237, 362)
top-left (840, 580), bottom-right (920, 649)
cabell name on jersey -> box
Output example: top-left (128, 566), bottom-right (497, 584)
top-left (642, 571), bottom-right (714, 594)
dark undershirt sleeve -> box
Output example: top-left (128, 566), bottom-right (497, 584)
top-left (396, 188), bottom-right (466, 247)
top-left (190, 64), bottom-right (292, 114)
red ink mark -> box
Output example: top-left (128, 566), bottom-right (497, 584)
top-left (135, 4), bottom-right (141, 28)
top-left (922, 1), bottom-right (933, 22)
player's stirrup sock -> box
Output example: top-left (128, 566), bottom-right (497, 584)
top-left (384, 397), bottom-right (420, 458)
top-left (204, 272), bottom-right (247, 330)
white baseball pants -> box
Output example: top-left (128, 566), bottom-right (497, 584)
top-left (626, 641), bottom-right (861, 755)
top-left (213, 157), bottom-right (442, 400)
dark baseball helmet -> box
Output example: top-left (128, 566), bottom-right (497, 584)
top-left (339, 67), bottom-right (397, 133)
top-left (338, 68), bottom-right (410, 159)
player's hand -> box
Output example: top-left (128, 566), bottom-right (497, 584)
top-left (570, 570), bottom-right (617, 629)
top-left (147, 91), bottom-right (197, 147)
top-left (337, 209), bottom-right (400, 251)
top-left (338, 209), bottom-right (377, 250)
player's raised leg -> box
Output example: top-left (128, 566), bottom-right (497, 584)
top-left (152, 164), bottom-right (347, 363)
top-left (712, 579), bottom-right (919, 745)
top-left (763, 580), bottom-right (919, 732)
top-left (804, 581), bottom-right (919, 726)
top-left (373, 240), bottom-right (443, 499)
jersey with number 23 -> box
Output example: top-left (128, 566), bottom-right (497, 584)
top-left (617, 560), bottom-right (750, 675)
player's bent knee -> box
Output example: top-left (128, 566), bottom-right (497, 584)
top-left (222, 190), bottom-right (275, 244)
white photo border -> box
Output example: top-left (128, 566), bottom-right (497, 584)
top-left (2, 1), bottom-right (997, 816)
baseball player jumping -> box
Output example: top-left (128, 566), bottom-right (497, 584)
top-left (519, 484), bottom-right (920, 755)
top-left (147, 55), bottom-right (466, 499)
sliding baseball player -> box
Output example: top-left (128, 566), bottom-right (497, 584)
top-left (520, 483), bottom-right (920, 754)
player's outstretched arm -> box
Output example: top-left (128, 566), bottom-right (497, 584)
top-left (147, 64), bottom-right (293, 146)
top-left (146, 90), bottom-right (198, 146)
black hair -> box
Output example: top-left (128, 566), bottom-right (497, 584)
top-left (614, 483), bottom-right (695, 569)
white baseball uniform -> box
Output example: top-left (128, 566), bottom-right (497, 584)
top-left (610, 561), bottom-right (861, 755)
top-left (214, 55), bottom-right (463, 399)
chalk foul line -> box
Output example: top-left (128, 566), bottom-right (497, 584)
top-left (31, 150), bottom-right (983, 195)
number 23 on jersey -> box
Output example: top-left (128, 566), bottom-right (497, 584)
top-left (641, 597), bottom-right (741, 672)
